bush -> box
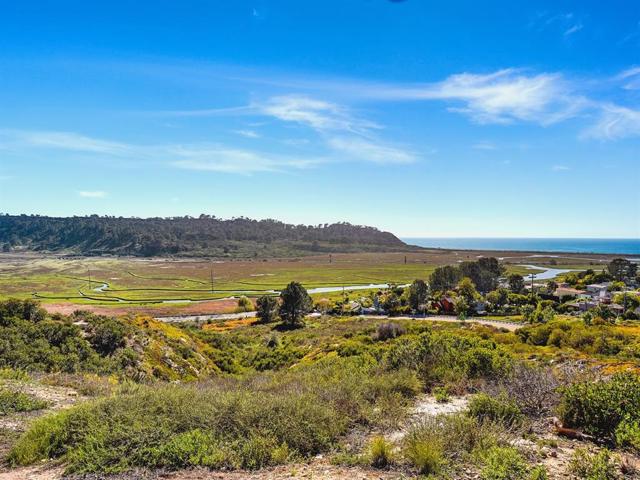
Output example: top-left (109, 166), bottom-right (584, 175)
top-left (9, 356), bottom-right (419, 473)
top-left (368, 435), bottom-right (393, 468)
top-left (403, 435), bottom-right (444, 475)
top-left (0, 389), bottom-right (49, 416)
top-left (492, 362), bottom-right (558, 417)
top-left (234, 296), bottom-right (252, 312)
top-left (614, 417), bottom-right (640, 452)
top-left (403, 413), bottom-right (508, 475)
top-left (375, 322), bottom-right (406, 341)
top-left (468, 393), bottom-right (523, 427)
top-left (528, 466), bottom-right (548, 480)
top-left (569, 448), bottom-right (618, 480)
top-left (559, 372), bottom-right (640, 441)
top-left (384, 330), bottom-right (513, 386)
top-left (480, 446), bottom-right (528, 480)
top-left (87, 317), bottom-right (128, 356)
top-left (433, 386), bottom-right (450, 403)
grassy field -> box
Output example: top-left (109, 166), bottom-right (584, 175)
top-left (0, 249), bottom-right (609, 314)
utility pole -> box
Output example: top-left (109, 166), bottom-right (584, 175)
top-left (210, 262), bottom-right (214, 293)
top-left (529, 273), bottom-right (535, 299)
top-left (329, 254), bottom-right (332, 264)
top-left (404, 256), bottom-right (407, 265)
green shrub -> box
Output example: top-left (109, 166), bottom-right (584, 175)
top-left (403, 436), bottom-right (444, 475)
top-left (615, 417), bottom-right (640, 452)
top-left (384, 330), bottom-right (512, 385)
top-left (0, 389), bottom-right (48, 416)
top-left (433, 386), bottom-right (451, 403)
top-left (559, 372), bottom-right (640, 441)
top-left (0, 368), bottom-right (30, 381)
top-left (480, 446), bottom-right (528, 480)
top-left (368, 435), bottom-right (393, 468)
top-left (9, 356), bottom-right (419, 474)
top-left (403, 413), bottom-right (508, 476)
top-left (528, 465), bottom-right (548, 480)
top-left (569, 448), bottom-right (618, 480)
top-left (468, 393), bottom-right (523, 427)
top-left (236, 296), bottom-right (253, 312)
top-left (87, 317), bottom-right (128, 356)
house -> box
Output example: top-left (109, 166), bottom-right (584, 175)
top-left (554, 287), bottom-right (584, 299)
top-left (439, 296), bottom-right (455, 314)
top-left (474, 300), bottom-right (487, 315)
top-left (567, 300), bottom-right (598, 312)
top-left (586, 283), bottom-right (612, 302)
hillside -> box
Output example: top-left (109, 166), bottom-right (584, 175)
top-left (0, 214), bottom-right (409, 257)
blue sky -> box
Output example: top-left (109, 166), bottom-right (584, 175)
top-left (0, 0), bottom-right (639, 238)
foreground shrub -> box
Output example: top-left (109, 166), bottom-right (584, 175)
top-left (480, 446), bottom-right (527, 480)
top-left (403, 413), bottom-right (508, 475)
top-left (433, 386), bottom-right (450, 403)
top-left (614, 418), bottom-right (640, 452)
top-left (403, 435), bottom-right (444, 475)
top-left (385, 330), bottom-right (513, 386)
top-left (375, 322), bottom-right (405, 341)
top-left (9, 357), bottom-right (419, 474)
top-left (468, 393), bottom-right (523, 427)
top-left (0, 389), bottom-right (48, 416)
top-left (368, 435), bottom-right (394, 468)
top-left (559, 372), bottom-right (640, 441)
top-left (569, 448), bottom-right (618, 480)
top-left (491, 362), bottom-right (558, 417)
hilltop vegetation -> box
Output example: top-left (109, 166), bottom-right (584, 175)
top-left (3, 296), bottom-right (640, 478)
top-left (0, 214), bottom-right (409, 257)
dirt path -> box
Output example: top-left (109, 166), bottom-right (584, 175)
top-left (156, 312), bottom-right (522, 332)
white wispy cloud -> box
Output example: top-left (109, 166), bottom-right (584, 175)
top-left (169, 145), bottom-right (321, 174)
top-left (3, 130), bottom-right (130, 155)
top-left (472, 141), bottom-right (497, 150)
top-left (617, 67), bottom-right (640, 90)
top-left (78, 190), bottom-right (107, 198)
top-left (1, 129), bottom-right (331, 174)
top-left (256, 95), bottom-right (379, 134)
top-left (326, 136), bottom-right (416, 164)
top-left (233, 129), bottom-right (261, 138)
top-left (551, 165), bottom-right (570, 171)
top-left (564, 23), bottom-right (583, 36)
top-left (375, 69), bottom-right (583, 125)
top-left (582, 104), bottom-right (640, 140)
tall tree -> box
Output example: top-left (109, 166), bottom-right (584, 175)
top-left (457, 277), bottom-right (479, 303)
top-left (429, 265), bottom-right (462, 292)
top-left (460, 257), bottom-right (504, 293)
top-left (608, 258), bottom-right (637, 282)
top-left (408, 279), bottom-right (429, 314)
top-left (256, 295), bottom-right (279, 324)
top-left (279, 282), bottom-right (312, 327)
top-left (508, 274), bottom-right (525, 293)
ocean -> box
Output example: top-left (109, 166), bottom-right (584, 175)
top-left (401, 238), bottom-right (640, 255)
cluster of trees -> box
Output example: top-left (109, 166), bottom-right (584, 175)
top-left (255, 281), bottom-right (313, 328)
top-left (0, 214), bottom-right (407, 257)
top-left (429, 257), bottom-right (504, 294)
top-left (309, 257), bottom-right (639, 323)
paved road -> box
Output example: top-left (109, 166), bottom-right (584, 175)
top-left (156, 311), bottom-right (522, 331)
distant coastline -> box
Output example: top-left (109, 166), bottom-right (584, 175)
top-left (402, 238), bottom-right (640, 256)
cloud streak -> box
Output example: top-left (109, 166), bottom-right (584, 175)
top-left (582, 104), bottom-right (640, 140)
top-left (78, 190), bottom-right (107, 198)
